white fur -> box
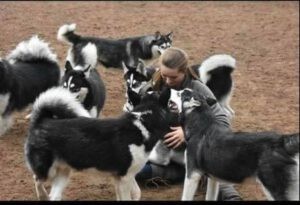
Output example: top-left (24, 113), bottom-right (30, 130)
top-left (0, 115), bottom-right (13, 137)
top-left (132, 119), bottom-right (150, 140)
top-left (6, 35), bottom-right (57, 64)
top-left (114, 144), bottom-right (146, 200)
top-left (0, 93), bottom-right (10, 115)
top-left (182, 170), bottom-right (202, 200)
top-left (287, 154), bottom-right (299, 200)
top-left (57, 23), bottom-right (76, 44)
top-left (32, 87), bottom-right (91, 121)
top-left (199, 54), bottom-right (236, 84)
top-left (148, 140), bottom-right (172, 165)
top-left (205, 178), bottom-right (219, 200)
top-left (0, 93), bottom-right (13, 136)
top-left (66, 48), bottom-right (75, 67)
top-left (89, 106), bottom-right (98, 118)
top-left (81, 43), bottom-right (98, 69)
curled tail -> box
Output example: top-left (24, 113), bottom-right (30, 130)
top-left (282, 133), bottom-right (299, 156)
top-left (6, 35), bottom-right (57, 64)
top-left (57, 23), bottom-right (80, 45)
top-left (199, 54), bottom-right (236, 84)
top-left (30, 87), bottom-right (90, 127)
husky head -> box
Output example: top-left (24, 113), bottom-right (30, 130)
top-left (150, 31), bottom-right (173, 58)
top-left (131, 87), bottom-right (171, 128)
top-left (61, 61), bottom-right (91, 102)
top-left (180, 88), bottom-right (217, 115)
top-left (122, 60), bottom-right (153, 112)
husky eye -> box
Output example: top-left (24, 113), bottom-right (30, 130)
top-left (132, 81), bottom-right (141, 88)
top-left (71, 88), bottom-right (80, 93)
top-left (160, 45), bottom-right (166, 49)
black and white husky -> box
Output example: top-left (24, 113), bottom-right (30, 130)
top-left (122, 60), bottom-right (155, 112)
top-left (122, 55), bottom-right (236, 166)
top-left (122, 54), bottom-right (236, 116)
top-left (57, 23), bottom-right (173, 70)
top-left (0, 36), bottom-right (60, 136)
top-left (191, 54), bottom-right (236, 117)
top-left (24, 86), bottom-right (172, 200)
top-left (61, 61), bottom-right (106, 118)
top-left (178, 88), bottom-right (299, 201)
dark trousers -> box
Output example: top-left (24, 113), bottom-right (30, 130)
top-left (136, 161), bottom-right (242, 201)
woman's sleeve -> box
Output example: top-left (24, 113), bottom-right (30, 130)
top-left (191, 80), bottom-right (217, 99)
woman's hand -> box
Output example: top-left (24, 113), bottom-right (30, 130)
top-left (163, 126), bottom-right (185, 149)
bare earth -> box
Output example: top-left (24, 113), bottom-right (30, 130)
top-left (0, 1), bottom-right (298, 201)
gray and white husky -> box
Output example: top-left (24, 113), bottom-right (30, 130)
top-left (178, 88), bottom-right (299, 201)
top-left (122, 55), bottom-right (237, 166)
top-left (57, 23), bottom-right (172, 70)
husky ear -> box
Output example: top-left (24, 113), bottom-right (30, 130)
top-left (159, 87), bottom-right (171, 107)
top-left (122, 61), bottom-right (129, 74)
top-left (136, 60), bottom-right (147, 77)
top-left (166, 31), bottom-right (173, 40)
top-left (206, 97), bottom-right (217, 107)
top-left (154, 31), bottom-right (162, 40)
top-left (65, 60), bottom-right (73, 73)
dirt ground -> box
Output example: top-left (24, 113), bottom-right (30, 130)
top-left (0, 1), bottom-right (299, 201)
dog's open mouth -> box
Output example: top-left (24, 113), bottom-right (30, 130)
top-left (168, 100), bottom-right (179, 113)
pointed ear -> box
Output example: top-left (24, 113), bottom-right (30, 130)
top-left (159, 87), bottom-right (171, 107)
top-left (122, 61), bottom-right (129, 74)
top-left (167, 31), bottom-right (173, 40)
top-left (65, 60), bottom-right (73, 73)
top-left (154, 31), bottom-right (161, 40)
top-left (206, 97), bottom-right (217, 107)
top-left (136, 60), bottom-right (147, 77)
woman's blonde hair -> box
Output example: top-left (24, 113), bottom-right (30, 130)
top-left (152, 47), bottom-right (198, 90)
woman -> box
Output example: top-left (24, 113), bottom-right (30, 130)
top-left (135, 47), bottom-right (242, 200)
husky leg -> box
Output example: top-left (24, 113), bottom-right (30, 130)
top-left (34, 175), bottom-right (49, 200)
top-left (181, 171), bottom-right (202, 200)
top-left (114, 177), bottom-right (121, 200)
top-left (205, 178), bottom-right (219, 200)
top-left (118, 175), bottom-right (134, 200)
top-left (0, 115), bottom-right (13, 136)
top-left (130, 178), bottom-right (141, 200)
top-left (49, 167), bottom-right (71, 200)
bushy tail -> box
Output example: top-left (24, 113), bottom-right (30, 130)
top-left (282, 133), bottom-right (299, 156)
top-left (199, 54), bottom-right (236, 84)
top-left (57, 23), bottom-right (80, 45)
top-left (30, 87), bottom-right (90, 128)
top-left (6, 35), bottom-right (57, 64)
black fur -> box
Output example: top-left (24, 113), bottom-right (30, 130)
top-left (25, 88), bottom-right (172, 181)
top-left (61, 61), bottom-right (106, 117)
top-left (191, 64), bottom-right (233, 103)
top-left (59, 24), bottom-right (172, 69)
top-left (0, 50), bottom-right (60, 117)
top-left (180, 89), bottom-right (299, 200)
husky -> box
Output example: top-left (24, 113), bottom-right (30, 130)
top-left (177, 88), bottom-right (299, 201)
top-left (61, 60), bottom-right (106, 118)
top-left (122, 60), bottom-right (155, 112)
top-left (57, 23), bottom-right (173, 70)
top-left (24, 86), bottom-right (172, 200)
top-left (122, 55), bottom-right (236, 166)
top-left (0, 36), bottom-right (60, 136)
top-left (191, 54), bottom-right (236, 117)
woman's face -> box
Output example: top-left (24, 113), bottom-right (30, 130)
top-left (160, 65), bottom-right (185, 89)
